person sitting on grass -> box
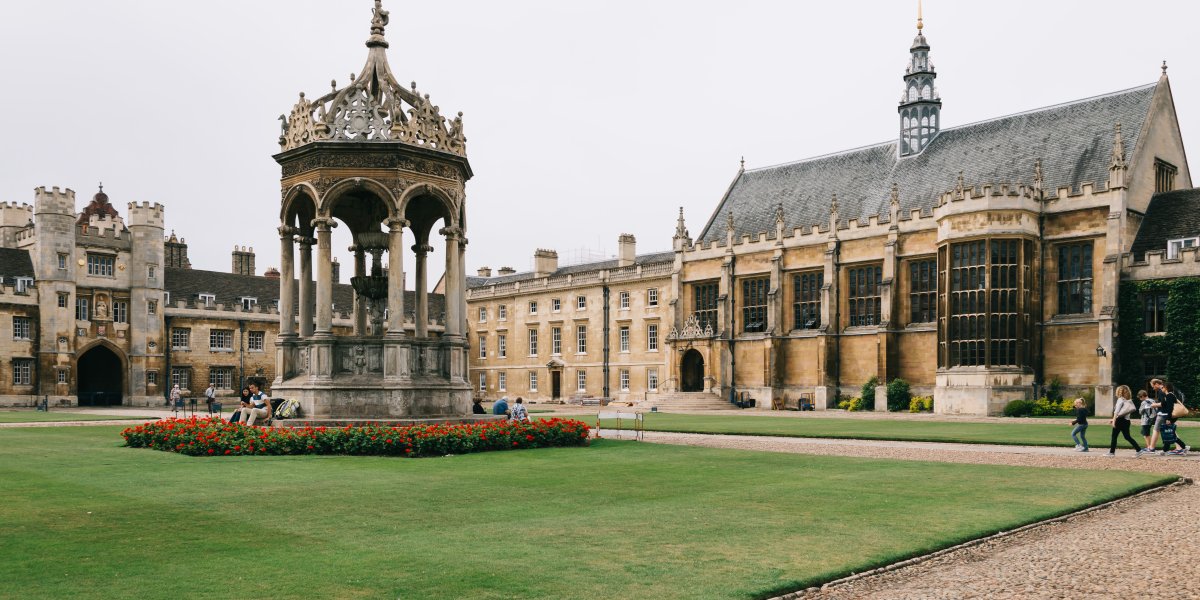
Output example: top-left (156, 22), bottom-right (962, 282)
top-left (1069, 398), bottom-right (1089, 452)
top-left (510, 397), bottom-right (530, 423)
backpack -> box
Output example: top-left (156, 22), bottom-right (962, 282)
top-left (274, 398), bottom-right (301, 420)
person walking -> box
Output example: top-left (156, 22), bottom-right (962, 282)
top-left (204, 383), bottom-right (217, 414)
top-left (168, 383), bottom-right (181, 409)
top-left (1148, 378), bottom-right (1181, 454)
top-left (1106, 385), bottom-right (1142, 457)
top-left (1137, 389), bottom-right (1156, 454)
top-left (1070, 398), bottom-right (1089, 452)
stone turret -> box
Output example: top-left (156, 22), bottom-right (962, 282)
top-left (0, 201), bottom-right (33, 248)
top-left (33, 187), bottom-right (77, 282)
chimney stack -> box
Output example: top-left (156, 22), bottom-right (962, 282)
top-left (477, 266), bottom-right (492, 277)
top-left (263, 267), bottom-right (281, 279)
top-left (617, 233), bottom-right (636, 267)
top-left (331, 257), bottom-right (341, 284)
top-left (164, 231), bottom-right (190, 269)
top-left (497, 266), bottom-right (516, 276)
top-left (232, 245), bottom-right (255, 276)
top-left (533, 249), bottom-right (558, 277)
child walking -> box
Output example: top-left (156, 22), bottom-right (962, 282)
top-left (1137, 389), bottom-right (1156, 454)
top-left (1070, 398), bottom-right (1089, 452)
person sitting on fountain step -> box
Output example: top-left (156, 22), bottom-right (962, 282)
top-left (510, 397), bottom-right (530, 423)
top-left (228, 386), bottom-right (252, 424)
top-left (492, 396), bottom-right (509, 417)
top-left (240, 381), bottom-right (272, 426)
top-left (472, 397), bottom-right (486, 415)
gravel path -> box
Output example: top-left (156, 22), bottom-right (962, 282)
top-left (618, 430), bottom-right (1199, 599)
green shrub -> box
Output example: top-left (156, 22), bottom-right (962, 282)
top-left (886, 379), bottom-right (912, 412)
top-left (1045, 378), bottom-right (1064, 404)
top-left (909, 396), bottom-right (934, 413)
top-left (1003, 399), bottom-right (1035, 417)
top-left (860, 376), bottom-right (878, 411)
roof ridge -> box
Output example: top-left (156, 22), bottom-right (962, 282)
top-left (745, 82), bottom-right (1158, 174)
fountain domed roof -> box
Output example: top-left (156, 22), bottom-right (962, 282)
top-left (277, 0), bottom-right (467, 156)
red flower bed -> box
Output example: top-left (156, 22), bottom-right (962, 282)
top-left (122, 417), bottom-right (591, 457)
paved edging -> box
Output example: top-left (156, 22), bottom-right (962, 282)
top-left (769, 477), bottom-right (1192, 599)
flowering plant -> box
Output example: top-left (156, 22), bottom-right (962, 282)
top-left (122, 417), bottom-right (590, 457)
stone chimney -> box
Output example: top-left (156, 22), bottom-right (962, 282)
top-left (232, 245), bottom-right (255, 276)
top-left (263, 267), bottom-right (280, 279)
top-left (533, 249), bottom-right (558, 277)
top-left (331, 257), bottom-right (341, 284)
top-left (164, 231), bottom-right (190, 269)
top-left (617, 233), bottom-right (636, 267)
top-left (497, 266), bottom-right (516, 276)
top-left (477, 266), bottom-right (492, 277)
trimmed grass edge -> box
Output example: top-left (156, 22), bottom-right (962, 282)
top-left (755, 475), bottom-right (1186, 599)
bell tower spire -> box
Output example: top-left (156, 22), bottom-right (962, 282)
top-left (898, 0), bottom-right (941, 157)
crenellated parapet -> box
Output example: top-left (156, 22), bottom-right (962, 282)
top-left (126, 201), bottom-right (165, 228)
top-left (1124, 246), bottom-right (1200, 281)
top-left (34, 186), bottom-right (76, 215)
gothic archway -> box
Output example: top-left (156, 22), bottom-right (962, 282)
top-left (680, 349), bottom-right (705, 393)
top-left (77, 345), bottom-right (124, 406)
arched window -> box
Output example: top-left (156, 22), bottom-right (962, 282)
top-left (922, 84), bottom-right (932, 99)
top-left (908, 86), bottom-right (918, 102)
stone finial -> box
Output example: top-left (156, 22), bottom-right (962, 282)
top-left (674, 206), bottom-right (689, 240)
top-left (726, 210), bottom-right (735, 234)
top-left (1110, 123), bottom-right (1126, 170)
top-left (830, 193), bottom-right (838, 215)
top-left (370, 0), bottom-right (390, 40)
top-left (1162, 60), bottom-right (1168, 75)
top-left (956, 171), bottom-right (965, 199)
top-left (1033, 159), bottom-right (1044, 197)
top-left (917, 0), bottom-right (924, 31)
top-left (739, 156), bottom-right (745, 173)
top-left (775, 203), bottom-right (785, 225)
top-left (890, 182), bottom-right (900, 208)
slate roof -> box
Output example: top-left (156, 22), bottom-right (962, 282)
top-left (0, 247), bottom-right (34, 284)
top-left (164, 268), bottom-right (445, 319)
top-left (1130, 188), bottom-right (1200, 258)
top-left (466, 251), bottom-right (676, 289)
top-left (699, 83), bottom-right (1159, 243)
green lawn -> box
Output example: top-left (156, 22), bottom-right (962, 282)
top-left (0, 411), bottom-right (156, 424)
top-left (0, 426), bottom-right (1171, 600)
top-left (599, 412), bottom-right (1195, 448)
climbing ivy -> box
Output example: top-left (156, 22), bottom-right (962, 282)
top-left (1116, 278), bottom-right (1200, 408)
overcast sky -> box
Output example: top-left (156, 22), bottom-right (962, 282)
top-left (1, 1), bottom-right (1196, 286)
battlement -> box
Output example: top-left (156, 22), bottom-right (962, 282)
top-left (0, 202), bottom-right (33, 227)
top-left (1123, 247), bottom-right (1200, 281)
top-left (34, 186), bottom-right (76, 214)
top-left (126, 201), bottom-right (165, 228)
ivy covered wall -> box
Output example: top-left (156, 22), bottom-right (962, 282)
top-left (1116, 277), bottom-right (1200, 407)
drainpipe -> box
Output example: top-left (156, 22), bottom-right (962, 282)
top-left (728, 256), bottom-right (737, 403)
top-left (238, 319), bottom-right (246, 391)
top-left (32, 308), bottom-right (41, 406)
top-left (163, 314), bottom-right (172, 404)
top-left (602, 285), bottom-right (610, 399)
top-left (1036, 205), bottom-right (1047, 397)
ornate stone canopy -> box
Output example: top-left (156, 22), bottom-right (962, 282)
top-left (277, 0), bottom-right (466, 156)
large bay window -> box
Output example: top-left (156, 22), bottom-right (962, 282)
top-left (940, 238), bottom-right (1031, 368)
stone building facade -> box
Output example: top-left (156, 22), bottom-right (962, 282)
top-left (0, 186), bottom-right (380, 407)
top-left (667, 25), bottom-right (1194, 416)
top-left (466, 235), bottom-right (673, 403)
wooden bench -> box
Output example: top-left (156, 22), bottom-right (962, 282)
top-left (596, 410), bottom-right (644, 440)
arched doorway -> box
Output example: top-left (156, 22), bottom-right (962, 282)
top-left (78, 345), bottom-right (124, 406)
top-left (680, 349), bottom-right (705, 392)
